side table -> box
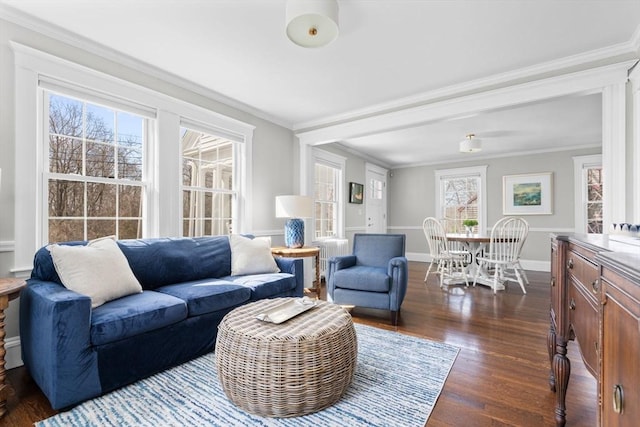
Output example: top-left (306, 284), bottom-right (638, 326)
top-left (0, 278), bottom-right (26, 418)
top-left (271, 246), bottom-right (321, 298)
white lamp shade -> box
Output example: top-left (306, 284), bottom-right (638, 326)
top-left (275, 195), bottom-right (313, 218)
top-left (459, 135), bottom-right (482, 153)
top-left (286, 0), bottom-right (339, 48)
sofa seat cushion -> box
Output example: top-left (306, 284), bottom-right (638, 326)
top-left (91, 291), bottom-right (187, 346)
top-left (333, 266), bottom-right (390, 292)
top-left (155, 280), bottom-right (251, 317)
top-left (223, 273), bottom-right (296, 300)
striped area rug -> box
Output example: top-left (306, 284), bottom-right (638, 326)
top-left (37, 323), bottom-right (459, 427)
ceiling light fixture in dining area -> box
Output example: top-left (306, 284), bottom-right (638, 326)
top-left (286, 0), bottom-right (339, 48)
top-left (459, 133), bottom-right (482, 153)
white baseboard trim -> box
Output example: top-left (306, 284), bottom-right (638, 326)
top-left (406, 252), bottom-right (550, 272)
top-left (5, 336), bottom-right (23, 369)
top-left (406, 252), bottom-right (430, 263)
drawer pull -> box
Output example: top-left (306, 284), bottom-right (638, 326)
top-left (569, 298), bottom-right (576, 310)
top-left (551, 278), bottom-right (555, 287)
top-left (591, 279), bottom-right (599, 293)
top-left (613, 384), bottom-right (624, 414)
top-left (567, 259), bottom-right (574, 269)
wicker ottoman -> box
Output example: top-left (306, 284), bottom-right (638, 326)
top-left (215, 298), bottom-right (357, 418)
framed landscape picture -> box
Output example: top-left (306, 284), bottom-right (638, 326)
top-left (503, 172), bottom-right (553, 215)
top-left (349, 182), bottom-right (364, 204)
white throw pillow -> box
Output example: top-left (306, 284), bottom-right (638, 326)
top-left (229, 234), bottom-right (280, 276)
top-left (49, 236), bottom-right (143, 308)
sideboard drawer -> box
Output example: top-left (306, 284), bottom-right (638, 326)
top-left (567, 277), bottom-right (599, 378)
top-left (567, 244), bottom-right (600, 303)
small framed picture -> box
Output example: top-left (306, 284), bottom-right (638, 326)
top-left (503, 172), bottom-right (553, 215)
top-left (349, 182), bottom-right (364, 204)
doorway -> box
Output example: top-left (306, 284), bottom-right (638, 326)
top-left (365, 163), bottom-right (388, 233)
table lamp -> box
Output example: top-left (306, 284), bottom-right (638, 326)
top-left (275, 195), bottom-right (313, 248)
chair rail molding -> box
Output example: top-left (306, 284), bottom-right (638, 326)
top-left (0, 241), bottom-right (15, 253)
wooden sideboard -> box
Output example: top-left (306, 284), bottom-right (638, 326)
top-left (549, 234), bottom-right (640, 426)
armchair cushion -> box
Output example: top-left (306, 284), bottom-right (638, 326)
top-left (332, 266), bottom-right (390, 292)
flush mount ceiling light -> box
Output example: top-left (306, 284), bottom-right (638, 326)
top-left (286, 0), bottom-right (339, 48)
top-left (459, 133), bottom-right (482, 153)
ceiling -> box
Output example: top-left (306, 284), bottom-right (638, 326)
top-left (2, 1), bottom-right (639, 168)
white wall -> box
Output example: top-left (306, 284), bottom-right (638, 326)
top-left (387, 147), bottom-right (601, 269)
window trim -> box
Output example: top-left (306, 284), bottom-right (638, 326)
top-left (13, 42), bottom-right (254, 274)
top-left (573, 154), bottom-right (602, 233)
top-left (435, 165), bottom-right (488, 234)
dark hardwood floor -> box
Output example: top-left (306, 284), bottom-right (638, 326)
top-left (3, 261), bottom-right (596, 426)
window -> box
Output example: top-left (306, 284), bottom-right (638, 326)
top-left (586, 167), bottom-right (603, 233)
top-left (314, 163), bottom-right (339, 238)
top-left (45, 92), bottom-right (146, 242)
top-left (14, 44), bottom-right (254, 276)
top-left (311, 149), bottom-right (346, 239)
top-left (435, 166), bottom-right (487, 234)
top-left (181, 127), bottom-right (236, 236)
top-left (574, 155), bottom-right (603, 233)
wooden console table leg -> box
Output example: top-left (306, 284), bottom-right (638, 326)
top-left (552, 338), bottom-right (570, 427)
top-left (314, 252), bottom-right (320, 298)
top-left (547, 321), bottom-right (557, 391)
top-left (0, 295), bottom-right (10, 418)
top-left (0, 278), bottom-right (26, 419)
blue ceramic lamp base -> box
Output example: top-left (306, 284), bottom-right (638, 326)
top-left (284, 218), bottom-right (305, 248)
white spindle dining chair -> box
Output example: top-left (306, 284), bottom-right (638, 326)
top-left (473, 216), bottom-right (529, 294)
top-left (422, 217), bottom-right (469, 288)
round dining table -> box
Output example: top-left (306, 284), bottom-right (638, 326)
top-left (445, 233), bottom-right (505, 290)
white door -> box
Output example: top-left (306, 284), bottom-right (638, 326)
top-left (365, 163), bottom-right (387, 233)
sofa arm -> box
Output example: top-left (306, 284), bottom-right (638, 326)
top-left (20, 280), bottom-right (101, 409)
top-left (387, 256), bottom-right (409, 310)
top-left (274, 257), bottom-right (304, 296)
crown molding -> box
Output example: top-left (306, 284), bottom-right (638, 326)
top-left (294, 24), bottom-right (640, 132)
top-left (391, 143), bottom-right (601, 170)
top-left (332, 143), bottom-right (392, 170)
top-left (0, 5), bottom-right (292, 129)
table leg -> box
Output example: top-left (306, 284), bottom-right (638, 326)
top-left (0, 295), bottom-right (10, 418)
top-left (314, 253), bottom-right (321, 299)
top-left (465, 242), bottom-right (505, 290)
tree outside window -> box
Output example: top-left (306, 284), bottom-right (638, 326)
top-left (441, 176), bottom-right (479, 233)
top-left (46, 93), bottom-right (145, 243)
top-left (586, 166), bottom-right (603, 233)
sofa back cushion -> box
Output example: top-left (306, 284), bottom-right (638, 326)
top-left (117, 237), bottom-right (231, 289)
top-left (31, 236), bottom-right (232, 290)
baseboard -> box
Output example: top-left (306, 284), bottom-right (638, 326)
top-left (406, 252), bottom-right (430, 262)
top-left (406, 252), bottom-right (550, 272)
top-left (5, 336), bottom-right (23, 369)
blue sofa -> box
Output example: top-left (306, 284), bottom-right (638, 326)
top-left (20, 236), bottom-right (303, 410)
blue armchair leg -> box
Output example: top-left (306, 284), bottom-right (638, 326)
top-left (391, 310), bottom-right (399, 326)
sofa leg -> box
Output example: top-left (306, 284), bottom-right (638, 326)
top-left (391, 310), bottom-right (399, 326)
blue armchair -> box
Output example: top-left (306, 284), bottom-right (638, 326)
top-left (326, 233), bottom-right (408, 325)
